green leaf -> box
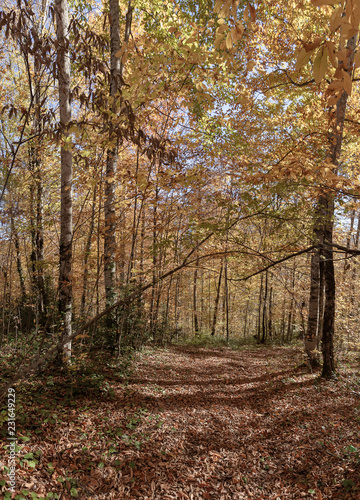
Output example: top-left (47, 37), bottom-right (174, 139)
top-left (70, 488), bottom-right (78, 498)
top-left (98, 461), bottom-right (104, 468)
top-left (308, 490), bottom-right (316, 495)
top-left (343, 479), bottom-right (355, 491)
top-left (346, 445), bottom-right (358, 453)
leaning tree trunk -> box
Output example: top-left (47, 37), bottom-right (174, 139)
top-left (56, 0), bottom-right (73, 361)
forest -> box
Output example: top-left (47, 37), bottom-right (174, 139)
top-left (1, 0), bottom-right (360, 498)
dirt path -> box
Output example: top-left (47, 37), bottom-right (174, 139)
top-left (7, 345), bottom-right (360, 499)
top-left (111, 345), bottom-right (359, 499)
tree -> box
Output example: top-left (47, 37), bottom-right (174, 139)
top-left (56, 0), bottom-right (73, 360)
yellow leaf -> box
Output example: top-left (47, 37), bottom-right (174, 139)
top-left (214, 0), bottom-right (223, 14)
top-left (326, 41), bottom-right (337, 68)
top-left (295, 48), bottom-right (313, 71)
top-left (312, 0), bottom-right (340, 5)
top-left (244, 5), bottom-right (249, 22)
top-left (327, 95), bottom-right (340, 105)
top-left (342, 70), bottom-right (352, 95)
top-left (226, 31), bottom-right (233, 49)
top-left (354, 50), bottom-right (360, 69)
top-left (219, 0), bottom-right (232, 18)
top-left (231, 0), bottom-right (239, 20)
top-left (235, 21), bottom-right (244, 40)
top-left (216, 24), bottom-right (228, 34)
top-left (330, 6), bottom-right (343, 32)
top-left (249, 4), bottom-right (256, 22)
top-left (313, 45), bottom-right (327, 83)
top-left (327, 80), bottom-right (343, 90)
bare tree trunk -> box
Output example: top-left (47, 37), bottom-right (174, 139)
top-left (104, 0), bottom-right (132, 303)
top-left (104, 0), bottom-right (122, 305)
top-left (261, 270), bottom-right (268, 344)
top-left (224, 258), bottom-right (229, 341)
top-left (193, 257), bottom-right (199, 334)
top-left (56, 0), bottom-right (73, 360)
top-left (11, 216), bottom-right (26, 301)
top-left (350, 213), bottom-right (360, 305)
top-left (211, 262), bottom-right (223, 336)
top-left (257, 274), bottom-right (263, 342)
top-left (81, 184), bottom-right (97, 317)
top-left (287, 264), bottom-right (295, 342)
top-left (344, 209), bottom-right (355, 275)
top-left (321, 196), bottom-right (335, 377)
top-left (268, 279), bottom-right (273, 340)
top-left (149, 186), bottom-right (158, 333)
top-left (320, 33), bottom-right (357, 378)
top-left (243, 293), bottom-right (250, 338)
top-left (305, 245), bottom-right (320, 365)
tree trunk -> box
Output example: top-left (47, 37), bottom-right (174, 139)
top-left (305, 246), bottom-right (320, 365)
top-left (56, 0), bottom-right (73, 361)
top-left (261, 270), bottom-right (268, 344)
top-left (81, 183), bottom-right (97, 317)
top-left (104, 0), bottom-right (122, 306)
top-left (224, 257), bottom-right (229, 341)
top-left (193, 257), bottom-right (199, 334)
top-left (320, 33), bottom-right (357, 378)
top-left (11, 216), bottom-right (26, 301)
top-left (257, 274), bottom-right (263, 342)
top-left (211, 262), bottom-right (223, 336)
top-left (321, 196), bottom-right (335, 378)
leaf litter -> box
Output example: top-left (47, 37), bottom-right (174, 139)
top-left (1, 345), bottom-right (360, 499)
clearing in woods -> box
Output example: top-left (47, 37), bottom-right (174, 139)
top-left (6, 345), bottom-right (360, 499)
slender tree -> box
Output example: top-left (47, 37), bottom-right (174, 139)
top-left (56, 0), bottom-right (73, 360)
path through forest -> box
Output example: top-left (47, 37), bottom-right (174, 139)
top-left (9, 345), bottom-right (360, 499)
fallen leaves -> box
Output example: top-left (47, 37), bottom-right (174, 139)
top-left (1, 345), bottom-right (360, 499)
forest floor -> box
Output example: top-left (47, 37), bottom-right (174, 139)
top-left (2, 343), bottom-right (360, 499)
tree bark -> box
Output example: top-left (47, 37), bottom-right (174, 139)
top-left (211, 262), bottom-right (223, 336)
top-left (320, 33), bottom-right (357, 378)
top-left (56, 0), bottom-right (73, 361)
top-left (81, 183), bottom-right (97, 317)
top-left (104, 0), bottom-right (122, 305)
top-left (11, 216), bottom-right (26, 301)
top-left (193, 257), bottom-right (199, 334)
top-left (305, 245), bottom-right (320, 365)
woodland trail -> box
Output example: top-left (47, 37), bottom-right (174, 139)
top-left (10, 345), bottom-right (360, 499)
top-left (111, 345), bottom-right (359, 499)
